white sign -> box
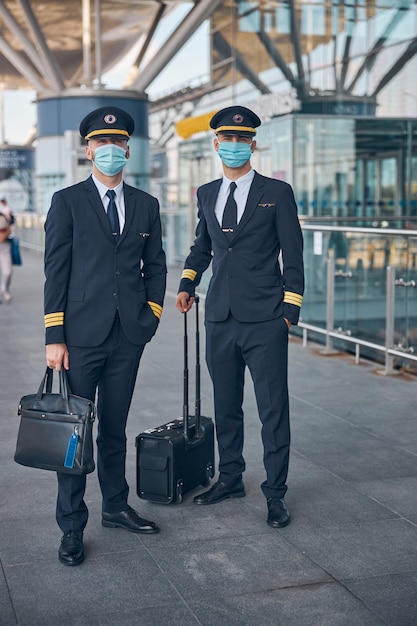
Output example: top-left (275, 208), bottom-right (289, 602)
top-left (245, 90), bottom-right (301, 120)
top-left (314, 231), bottom-right (323, 255)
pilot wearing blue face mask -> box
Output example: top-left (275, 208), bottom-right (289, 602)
top-left (44, 106), bottom-right (167, 566)
top-left (176, 105), bottom-right (304, 531)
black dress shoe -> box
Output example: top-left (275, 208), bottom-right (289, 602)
top-left (58, 530), bottom-right (84, 566)
top-left (102, 506), bottom-right (159, 534)
top-left (193, 480), bottom-right (245, 505)
top-left (267, 498), bottom-right (290, 528)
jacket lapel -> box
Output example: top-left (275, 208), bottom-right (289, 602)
top-left (84, 176), bottom-right (115, 242)
top-left (203, 179), bottom-right (223, 237)
top-left (120, 182), bottom-right (134, 244)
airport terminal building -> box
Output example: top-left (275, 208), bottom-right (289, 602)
top-left (1, 0), bottom-right (416, 370)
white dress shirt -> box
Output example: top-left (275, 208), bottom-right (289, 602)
top-left (92, 174), bottom-right (126, 233)
top-left (214, 168), bottom-right (255, 226)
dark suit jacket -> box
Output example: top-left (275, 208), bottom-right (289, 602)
top-left (178, 171), bottom-right (304, 325)
top-left (44, 176), bottom-right (167, 347)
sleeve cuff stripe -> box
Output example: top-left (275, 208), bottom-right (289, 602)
top-left (148, 301), bottom-right (162, 319)
top-left (44, 313), bottom-right (64, 327)
top-left (181, 269), bottom-right (197, 281)
top-left (284, 292), bottom-right (303, 307)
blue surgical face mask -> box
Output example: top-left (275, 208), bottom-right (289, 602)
top-left (217, 142), bottom-right (252, 168)
top-left (93, 144), bottom-right (128, 176)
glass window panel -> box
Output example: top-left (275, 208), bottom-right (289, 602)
top-left (301, 4), bottom-right (326, 36)
top-left (332, 3), bottom-right (339, 36)
top-left (238, 1), bottom-right (261, 33)
top-left (276, 3), bottom-right (290, 34)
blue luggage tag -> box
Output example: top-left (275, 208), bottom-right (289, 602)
top-left (64, 431), bottom-right (79, 468)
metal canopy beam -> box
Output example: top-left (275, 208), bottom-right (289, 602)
top-left (347, 4), bottom-right (412, 93)
top-left (131, 2), bottom-right (167, 73)
top-left (0, 36), bottom-right (45, 91)
top-left (339, 35), bottom-right (352, 92)
top-left (0, 1), bottom-right (43, 77)
top-left (289, 0), bottom-right (307, 99)
top-left (256, 29), bottom-right (296, 90)
top-left (16, 0), bottom-right (64, 91)
top-left (129, 0), bottom-right (224, 92)
top-left (372, 37), bottom-right (417, 97)
top-left (213, 31), bottom-right (271, 96)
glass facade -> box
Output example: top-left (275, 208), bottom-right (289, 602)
top-left (148, 0), bottom-right (417, 369)
top-left (171, 115), bottom-right (417, 368)
top-left (209, 0), bottom-right (416, 117)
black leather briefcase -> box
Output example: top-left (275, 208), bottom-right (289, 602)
top-left (14, 368), bottom-right (96, 475)
top-left (136, 296), bottom-right (215, 503)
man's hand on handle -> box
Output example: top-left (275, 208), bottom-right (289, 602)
top-left (176, 292), bottom-right (195, 313)
top-left (46, 343), bottom-right (69, 371)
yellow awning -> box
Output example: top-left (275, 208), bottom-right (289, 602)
top-left (175, 111), bottom-right (218, 139)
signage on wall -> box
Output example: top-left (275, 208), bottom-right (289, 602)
top-left (0, 148), bottom-right (34, 169)
top-left (245, 90), bottom-right (301, 120)
top-left (0, 147), bottom-right (35, 212)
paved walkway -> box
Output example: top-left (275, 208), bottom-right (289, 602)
top-left (1, 249), bottom-right (417, 626)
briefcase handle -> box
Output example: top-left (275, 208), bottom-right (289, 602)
top-left (37, 367), bottom-right (73, 408)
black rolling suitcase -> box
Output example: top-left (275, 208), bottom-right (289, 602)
top-left (136, 295), bottom-right (215, 504)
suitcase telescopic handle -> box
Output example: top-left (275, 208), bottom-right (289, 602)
top-left (194, 295), bottom-right (201, 435)
top-left (183, 294), bottom-right (201, 440)
top-left (183, 307), bottom-right (189, 438)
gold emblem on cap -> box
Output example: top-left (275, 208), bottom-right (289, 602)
top-left (104, 114), bottom-right (117, 124)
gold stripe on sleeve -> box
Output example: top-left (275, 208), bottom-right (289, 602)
top-left (148, 301), bottom-right (163, 319)
top-left (283, 292), bottom-right (303, 307)
top-left (181, 269), bottom-right (197, 282)
top-left (44, 312), bottom-right (64, 328)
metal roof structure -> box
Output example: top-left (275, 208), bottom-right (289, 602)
top-left (0, 0), bottom-right (221, 94)
top-left (1, 1), bottom-right (417, 122)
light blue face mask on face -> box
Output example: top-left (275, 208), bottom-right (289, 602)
top-left (93, 144), bottom-right (128, 176)
top-left (217, 142), bottom-right (253, 168)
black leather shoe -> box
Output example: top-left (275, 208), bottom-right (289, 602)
top-left (58, 530), bottom-right (84, 566)
top-left (267, 498), bottom-right (290, 528)
top-left (102, 506), bottom-right (159, 534)
top-left (193, 480), bottom-right (245, 505)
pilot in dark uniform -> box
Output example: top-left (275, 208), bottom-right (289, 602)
top-left (176, 105), bottom-right (304, 529)
top-left (44, 106), bottom-right (167, 565)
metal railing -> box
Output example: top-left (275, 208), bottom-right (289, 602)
top-left (299, 255), bottom-right (417, 374)
top-left (299, 225), bottom-right (417, 374)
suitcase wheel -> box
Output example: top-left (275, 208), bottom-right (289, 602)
top-left (202, 463), bottom-right (215, 486)
top-left (173, 479), bottom-right (183, 504)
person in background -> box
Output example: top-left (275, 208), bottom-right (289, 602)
top-left (176, 105), bottom-right (304, 529)
top-left (0, 198), bottom-right (14, 303)
top-left (44, 106), bottom-right (167, 566)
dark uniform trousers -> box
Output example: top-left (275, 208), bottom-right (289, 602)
top-left (56, 315), bottom-right (145, 532)
top-left (205, 313), bottom-right (290, 501)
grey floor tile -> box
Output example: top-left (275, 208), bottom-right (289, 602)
top-left (0, 569), bottom-right (17, 626)
top-left (345, 572), bottom-right (417, 626)
top-left (290, 407), bottom-right (417, 482)
top-left (4, 551), bottom-right (179, 626)
top-left (288, 519), bottom-right (417, 580)
top-left (189, 582), bottom-right (385, 626)
top-left (354, 476), bottom-right (417, 518)
top-left (284, 481), bottom-right (398, 529)
top-left (148, 535), bottom-right (331, 599)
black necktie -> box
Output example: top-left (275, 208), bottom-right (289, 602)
top-left (222, 181), bottom-right (237, 238)
top-left (106, 189), bottom-right (120, 240)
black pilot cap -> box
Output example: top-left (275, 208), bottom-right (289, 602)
top-left (79, 106), bottom-right (135, 141)
top-left (210, 105), bottom-right (261, 137)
